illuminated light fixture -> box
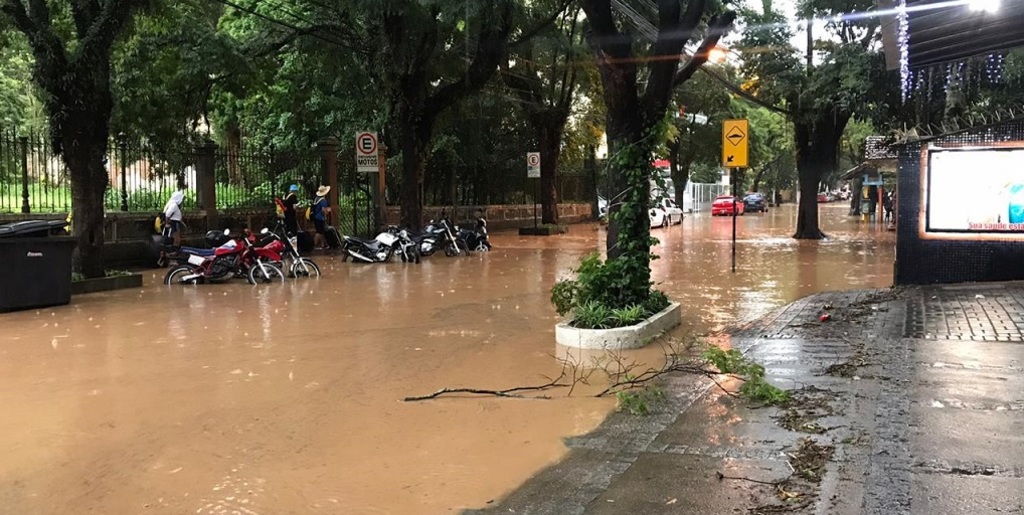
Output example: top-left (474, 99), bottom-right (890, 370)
top-left (897, 0), bottom-right (911, 100)
top-left (970, 0), bottom-right (1000, 13)
top-left (708, 46), bottom-right (729, 64)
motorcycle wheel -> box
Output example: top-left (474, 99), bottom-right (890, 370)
top-left (165, 265), bottom-right (200, 285)
top-left (475, 242), bottom-right (490, 252)
top-left (248, 262), bottom-right (285, 285)
top-left (444, 243), bottom-right (457, 257)
top-left (290, 258), bottom-right (321, 278)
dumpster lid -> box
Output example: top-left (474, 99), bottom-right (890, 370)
top-left (0, 220), bottom-right (69, 238)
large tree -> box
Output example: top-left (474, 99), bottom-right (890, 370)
top-left (1, 0), bottom-right (145, 277)
top-left (739, 0), bottom-right (888, 238)
top-left (581, 0), bottom-right (734, 305)
top-left (340, 0), bottom-right (518, 228)
top-left (502, 2), bottom-right (585, 224)
top-left (664, 65), bottom-right (731, 208)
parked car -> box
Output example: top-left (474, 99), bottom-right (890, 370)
top-left (742, 192), bottom-right (768, 213)
top-left (655, 197), bottom-right (684, 226)
top-left (649, 207), bottom-right (668, 228)
top-left (597, 196), bottom-right (609, 219)
top-left (711, 195), bottom-right (745, 216)
top-left (817, 193), bottom-right (830, 203)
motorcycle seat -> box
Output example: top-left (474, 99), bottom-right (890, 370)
top-left (180, 246), bottom-right (215, 257)
top-left (345, 236), bottom-right (378, 246)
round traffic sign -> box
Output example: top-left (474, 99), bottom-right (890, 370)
top-left (527, 153), bottom-right (540, 166)
top-left (357, 132), bottom-right (378, 156)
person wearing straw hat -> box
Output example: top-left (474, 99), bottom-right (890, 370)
top-left (311, 185), bottom-right (332, 249)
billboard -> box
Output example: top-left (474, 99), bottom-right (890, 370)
top-left (927, 148), bottom-right (1024, 233)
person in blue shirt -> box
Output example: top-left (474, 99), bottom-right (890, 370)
top-left (312, 185), bottom-right (331, 249)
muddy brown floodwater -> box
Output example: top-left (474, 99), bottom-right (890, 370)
top-left (0, 204), bottom-right (892, 514)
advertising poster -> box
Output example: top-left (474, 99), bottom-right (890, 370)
top-left (928, 148), bottom-right (1024, 232)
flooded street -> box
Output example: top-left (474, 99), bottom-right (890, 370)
top-left (0, 204), bottom-right (893, 514)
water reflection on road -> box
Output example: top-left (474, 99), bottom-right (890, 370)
top-left (0, 204), bottom-right (892, 514)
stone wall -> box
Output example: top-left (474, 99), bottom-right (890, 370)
top-left (385, 203), bottom-right (593, 229)
top-left (1, 203), bottom-right (594, 267)
top-left (0, 209), bottom-right (278, 267)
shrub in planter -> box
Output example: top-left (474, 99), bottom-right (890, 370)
top-left (551, 253), bottom-right (671, 329)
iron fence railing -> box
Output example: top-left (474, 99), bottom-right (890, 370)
top-left (0, 130), bottom-right (323, 214)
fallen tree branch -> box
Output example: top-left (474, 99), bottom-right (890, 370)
top-left (403, 373), bottom-right (571, 402)
top-left (716, 472), bottom-right (785, 486)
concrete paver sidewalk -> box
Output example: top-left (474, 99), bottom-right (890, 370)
top-left (472, 283), bottom-right (1024, 514)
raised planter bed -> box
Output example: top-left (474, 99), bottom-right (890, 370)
top-left (71, 272), bottom-right (144, 295)
top-left (555, 302), bottom-right (682, 350)
top-left (519, 225), bottom-right (569, 236)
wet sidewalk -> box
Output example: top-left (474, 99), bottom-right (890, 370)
top-left (473, 283), bottom-right (1024, 514)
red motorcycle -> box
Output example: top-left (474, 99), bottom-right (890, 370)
top-left (164, 229), bottom-right (286, 285)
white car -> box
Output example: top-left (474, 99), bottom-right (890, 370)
top-left (650, 198), bottom-right (684, 228)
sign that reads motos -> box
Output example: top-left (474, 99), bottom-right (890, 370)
top-left (356, 131), bottom-right (379, 173)
top-left (527, 152), bottom-right (541, 178)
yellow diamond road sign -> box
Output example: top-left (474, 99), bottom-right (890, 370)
top-left (722, 119), bottom-right (749, 168)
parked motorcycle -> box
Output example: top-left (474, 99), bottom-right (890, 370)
top-left (457, 216), bottom-right (491, 252)
top-left (436, 217), bottom-right (470, 257)
top-left (265, 221), bottom-right (322, 278)
top-left (164, 229), bottom-right (285, 285)
top-left (341, 226), bottom-right (418, 264)
top-left (408, 221), bottom-right (445, 257)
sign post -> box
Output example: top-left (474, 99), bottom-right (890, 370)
top-left (528, 152), bottom-right (541, 228)
top-left (722, 119), bottom-right (749, 274)
top-left (356, 131), bottom-right (379, 173)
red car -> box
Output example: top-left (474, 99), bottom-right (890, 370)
top-left (711, 195), bottom-right (745, 216)
top-left (817, 193), bottom-right (830, 203)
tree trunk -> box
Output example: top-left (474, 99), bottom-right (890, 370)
top-left (793, 115), bottom-right (848, 239)
top-left (64, 93), bottom-right (114, 278)
top-left (399, 111), bottom-right (432, 229)
top-left (669, 141), bottom-right (692, 211)
top-left (535, 112), bottom-right (566, 225)
top-left (751, 166), bottom-right (766, 193)
top-left (849, 177), bottom-right (863, 216)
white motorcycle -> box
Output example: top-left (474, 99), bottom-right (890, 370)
top-left (341, 226), bottom-right (419, 264)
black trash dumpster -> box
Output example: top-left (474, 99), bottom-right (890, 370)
top-left (0, 220), bottom-right (77, 312)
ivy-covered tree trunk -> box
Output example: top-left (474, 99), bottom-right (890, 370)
top-left (793, 114), bottom-right (848, 239)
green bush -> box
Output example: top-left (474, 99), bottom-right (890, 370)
top-left (574, 301), bottom-right (613, 329)
top-left (702, 346), bottom-right (790, 405)
top-left (551, 253), bottom-right (671, 329)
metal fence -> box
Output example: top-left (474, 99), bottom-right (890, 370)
top-left (0, 130), bottom-right (325, 214)
top-left (417, 163), bottom-right (593, 207)
top-left (212, 146), bottom-right (321, 209)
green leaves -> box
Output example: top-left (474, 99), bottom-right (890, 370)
top-left (550, 252), bottom-right (670, 330)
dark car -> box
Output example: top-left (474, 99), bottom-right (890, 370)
top-left (742, 192), bottom-right (768, 213)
